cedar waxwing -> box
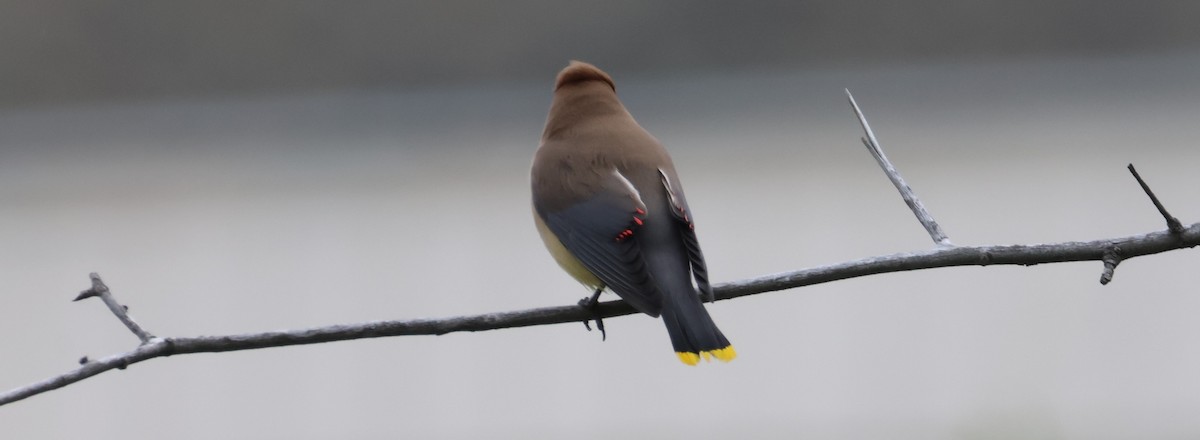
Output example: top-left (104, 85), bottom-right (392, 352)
top-left (531, 61), bottom-right (735, 365)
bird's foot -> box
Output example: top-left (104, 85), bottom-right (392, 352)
top-left (578, 288), bottom-right (606, 341)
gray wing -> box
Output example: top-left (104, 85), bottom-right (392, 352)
top-left (535, 172), bottom-right (664, 316)
top-left (659, 169), bottom-right (713, 302)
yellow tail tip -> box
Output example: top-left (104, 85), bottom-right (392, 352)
top-left (675, 345), bottom-right (737, 366)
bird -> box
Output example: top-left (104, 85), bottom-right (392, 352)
top-left (530, 61), bottom-right (735, 365)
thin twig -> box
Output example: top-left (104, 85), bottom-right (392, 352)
top-left (846, 89), bottom-right (953, 246)
top-left (1099, 247), bottom-right (1122, 285)
top-left (4, 222), bottom-right (1198, 407)
top-left (72, 273), bottom-right (155, 344)
top-left (1128, 164), bottom-right (1185, 234)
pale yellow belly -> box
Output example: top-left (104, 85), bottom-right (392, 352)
top-left (533, 209), bottom-right (604, 289)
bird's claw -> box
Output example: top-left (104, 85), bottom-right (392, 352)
top-left (578, 289), bottom-right (606, 341)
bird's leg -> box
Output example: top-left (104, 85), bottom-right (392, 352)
top-left (577, 287), bottom-right (606, 341)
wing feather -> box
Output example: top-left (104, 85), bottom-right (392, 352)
top-left (659, 169), bottom-right (714, 302)
top-left (536, 170), bottom-right (664, 316)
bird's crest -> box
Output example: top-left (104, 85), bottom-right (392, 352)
top-left (555, 60), bottom-right (616, 91)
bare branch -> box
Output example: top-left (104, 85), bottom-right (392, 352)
top-left (846, 89), bottom-right (952, 246)
top-left (72, 273), bottom-right (155, 343)
top-left (3, 222), bottom-right (1197, 407)
top-left (1127, 163), bottom-right (1185, 234)
top-left (4, 94), bottom-right (1196, 409)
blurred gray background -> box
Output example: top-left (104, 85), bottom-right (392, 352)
top-left (3, 2), bottom-right (1200, 439)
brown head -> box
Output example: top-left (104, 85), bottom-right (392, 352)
top-left (541, 61), bottom-right (631, 142)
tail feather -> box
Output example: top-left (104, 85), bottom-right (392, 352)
top-left (660, 293), bottom-right (735, 365)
